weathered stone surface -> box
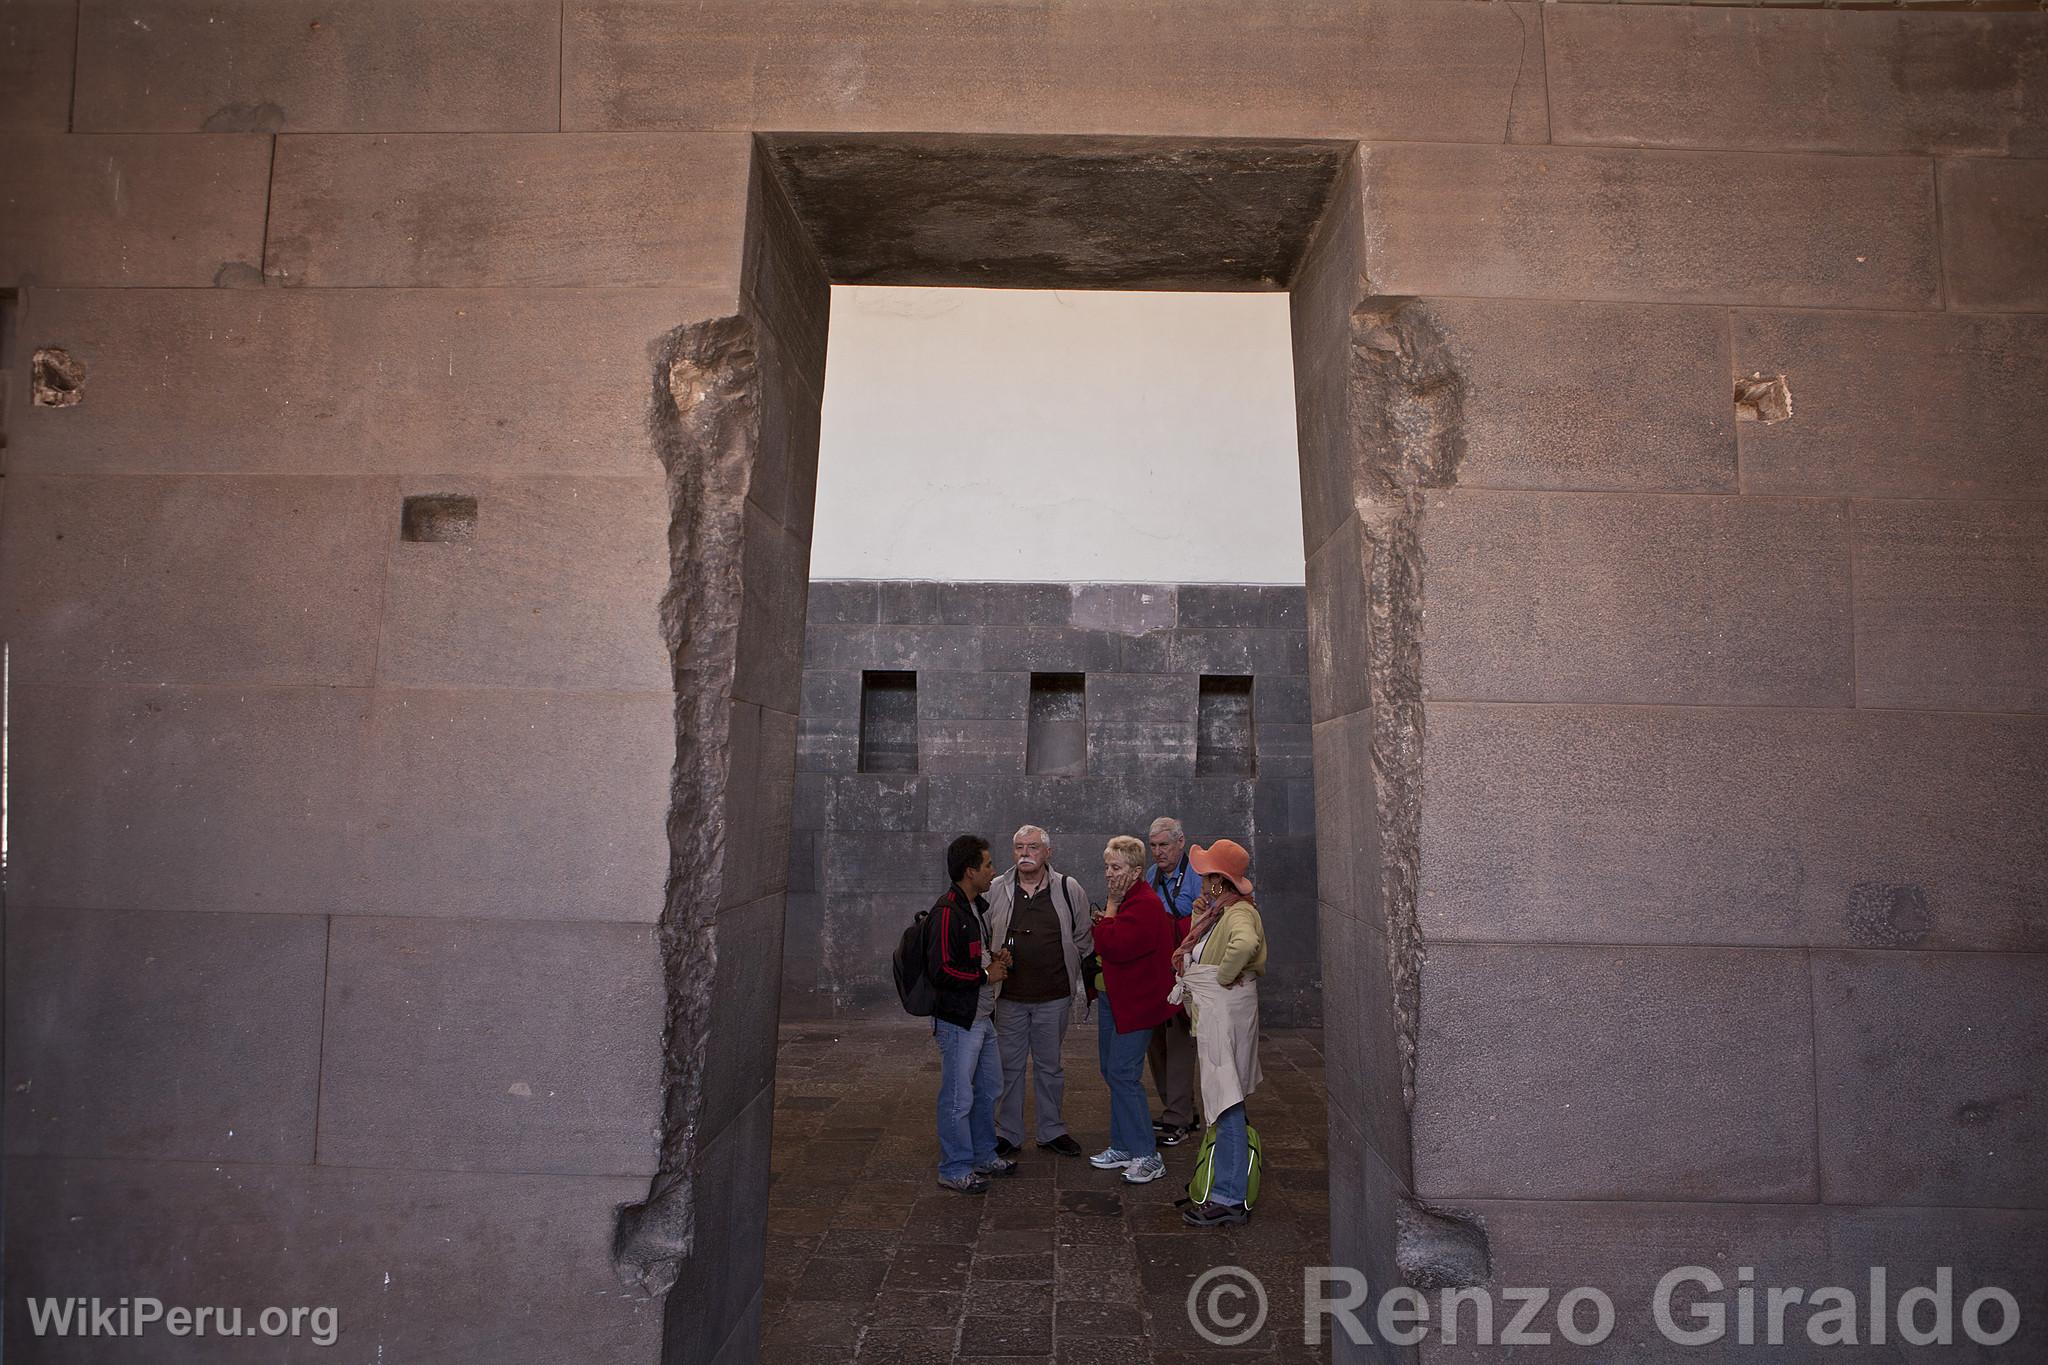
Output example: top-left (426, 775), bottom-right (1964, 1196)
top-left (0, 133), bottom-right (271, 287)
top-left (1423, 703), bottom-right (2048, 952)
top-left (565, 0), bottom-right (1536, 144)
top-left (1069, 583), bottom-right (1177, 636)
top-left (1421, 490), bottom-right (1853, 706)
top-left (264, 132), bottom-right (753, 288)
top-left (8, 684), bottom-right (368, 914)
top-left (1425, 298), bottom-right (1736, 492)
top-left (1734, 309), bottom-right (2048, 500)
top-left (1548, 8), bottom-right (2048, 157)
top-left (1305, 515), bottom-right (1374, 723)
top-left (695, 896), bottom-right (786, 1145)
top-left (0, 474), bottom-right (390, 687)
top-left (666, 1087), bottom-right (774, 1364)
top-left (4, 908), bottom-right (326, 1163)
top-left (741, 147), bottom-right (832, 396)
top-left (5, 288), bottom-right (719, 476)
top-left (1289, 151), bottom-right (1366, 555)
top-left (797, 670), bottom-right (861, 774)
top-left (982, 626), bottom-right (1122, 674)
top-left (804, 623), bottom-right (985, 673)
top-left (1318, 907), bottom-right (1407, 1175)
top-left (359, 689), bottom-right (672, 921)
top-left (761, 134), bottom-right (1347, 290)
top-left (917, 670), bottom-right (1028, 775)
top-left (1854, 500), bottom-right (2048, 714)
top-left (75, 1), bottom-right (559, 132)
top-left (939, 581), bottom-right (1071, 627)
top-left (1813, 950), bottom-right (2047, 1209)
top-left (1177, 584), bottom-right (1306, 632)
top-left (808, 581), bottom-right (880, 626)
top-left (4, 1158), bottom-right (661, 1363)
top-left (381, 475), bottom-right (670, 692)
top-left (1086, 673), bottom-right (1197, 778)
top-left (1939, 157), bottom-right (2048, 312)
top-left (1413, 943), bottom-right (1817, 1202)
top-left (719, 701), bottom-right (798, 912)
top-left (733, 499), bottom-right (812, 714)
top-left (1450, 1197), bottom-right (2048, 1363)
top-left (318, 916), bottom-right (664, 1176)
top-left (0, 0), bottom-right (74, 130)
top-left (1361, 144), bottom-right (1940, 308)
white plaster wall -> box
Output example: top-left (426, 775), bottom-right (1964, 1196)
top-left (811, 286), bottom-right (1305, 584)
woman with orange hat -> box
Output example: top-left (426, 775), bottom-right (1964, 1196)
top-left (1172, 838), bottom-right (1268, 1227)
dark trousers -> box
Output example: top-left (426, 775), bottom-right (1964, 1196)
top-left (1147, 1007), bottom-right (1197, 1126)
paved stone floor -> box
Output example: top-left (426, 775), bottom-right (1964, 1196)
top-left (763, 1017), bottom-right (1333, 1364)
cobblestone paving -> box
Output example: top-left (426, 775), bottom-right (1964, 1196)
top-left (763, 1018), bottom-right (1333, 1363)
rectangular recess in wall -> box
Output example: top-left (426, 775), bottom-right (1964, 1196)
top-left (1197, 675), bottom-right (1256, 777)
top-left (1026, 672), bottom-right (1087, 777)
top-left (859, 670), bottom-right (919, 773)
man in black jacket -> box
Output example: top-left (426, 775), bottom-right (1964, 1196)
top-left (929, 833), bottom-right (1016, 1192)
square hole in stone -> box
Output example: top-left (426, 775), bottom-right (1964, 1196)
top-left (859, 671), bottom-right (919, 774)
top-left (1026, 672), bottom-right (1087, 777)
top-left (401, 494), bottom-right (478, 543)
top-left (1197, 675), bottom-right (1255, 777)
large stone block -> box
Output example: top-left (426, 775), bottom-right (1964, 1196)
top-left (8, 683), bottom-right (368, 915)
top-left (1734, 309), bottom-right (2048, 500)
top-left (0, 473), bottom-right (391, 687)
top-left (829, 775), bottom-right (928, 833)
top-left (696, 896), bottom-right (786, 1143)
top-left (318, 916), bottom-right (664, 1176)
top-left (822, 831), bottom-right (950, 896)
top-left (0, 133), bottom-right (271, 287)
top-left (264, 132), bottom-right (753, 288)
top-left (797, 670), bottom-right (860, 774)
top-left (917, 666), bottom-right (1029, 774)
top-left (1305, 513), bottom-right (1373, 723)
top-left (741, 150), bottom-right (831, 396)
top-left (1423, 704), bottom-right (2048, 952)
top-left (1412, 943), bottom-right (1817, 1202)
top-left (936, 581), bottom-right (1070, 627)
top-left (1854, 500), bottom-right (2048, 714)
top-left (733, 498), bottom-right (812, 714)
top-left (381, 475), bottom-right (670, 692)
top-left (1177, 584), bottom-right (1307, 632)
top-left (1317, 909), bottom-right (1408, 1176)
top-left (719, 700), bottom-right (798, 911)
top-left (802, 623), bottom-right (984, 673)
top-left (1447, 1197), bottom-right (2048, 1363)
top-left (1940, 145), bottom-right (2048, 312)
top-left (1420, 490), bottom-right (1853, 706)
top-left (4, 1159), bottom-right (661, 1363)
top-left (4, 908), bottom-right (326, 1163)
top-left (664, 1088), bottom-right (774, 1365)
top-left (1070, 583), bottom-right (1176, 635)
top-left (1813, 950), bottom-right (2047, 1209)
top-left (1361, 144), bottom-right (1940, 308)
top-left (981, 626), bottom-right (1123, 674)
top-left (1086, 673), bottom-right (1197, 778)
top-left (1426, 298), bottom-right (1735, 492)
top-left (75, 1), bottom-right (559, 133)
top-left (807, 581), bottom-right (879, 625)
top-left (358, 689), bottom-right (672, 921)
top-left (5, 288), bottom-right (715, 476)
top-left (562, 0), bottom-right (1537, 143)
top-left (1312, 710), bottom-right (1380, 928)
top-left (0, 0), bottom-right (74, 130)
top-left (1548, 8), bottom-right (2048, 157)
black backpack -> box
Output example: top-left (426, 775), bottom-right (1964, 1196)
top-left (893, 909), bottom-right (938, 1016)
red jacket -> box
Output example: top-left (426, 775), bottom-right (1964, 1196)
top-left (1089, 877), bottom-right (1179, 1033)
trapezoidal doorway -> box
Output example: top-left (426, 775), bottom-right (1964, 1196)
top-left (619, 133), bottom-right (1428, 1365)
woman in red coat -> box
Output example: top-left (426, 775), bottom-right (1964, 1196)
top-left (1087, 835), bottom-right (1180, 1185)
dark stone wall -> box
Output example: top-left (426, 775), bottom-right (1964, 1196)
top-left (785, 580), bottom-right (1321, 1026)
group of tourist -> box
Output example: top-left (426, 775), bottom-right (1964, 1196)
top-left (925, 817), bottom-right (1267, 1228)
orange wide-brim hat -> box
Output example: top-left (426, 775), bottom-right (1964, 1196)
top-left (1187, 839), bottom-right (1254, 896)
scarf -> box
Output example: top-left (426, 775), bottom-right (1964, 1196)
top-left (1172, 890), bottom-right (1253, 975)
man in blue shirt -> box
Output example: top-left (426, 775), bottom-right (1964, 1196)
top-left (1144, 816), bottom-right (1200, 1143)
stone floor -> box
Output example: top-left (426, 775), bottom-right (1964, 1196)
top-left (762, 1017), bottom-right (1334, 1364)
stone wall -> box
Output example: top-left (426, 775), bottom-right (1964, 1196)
top-left (2, 4), bottom-right (2044, 1364)
top-left (786, 580), bottom-right (1319, 1025)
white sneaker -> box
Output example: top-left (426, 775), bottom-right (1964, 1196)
top-left (1122, 1153), bottom-right (1166, 1184)
top-left (1088, 1146), bottom-right (1134, 1169)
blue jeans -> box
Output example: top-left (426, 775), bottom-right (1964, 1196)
top-left (1096, 997), bottom-right (1156, 1159)
top-left (934, 1014), bottom-right (1002, 1181)
top-left (1210, 1101), bottom-right (1249, 1205)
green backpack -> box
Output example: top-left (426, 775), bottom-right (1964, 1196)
top-left (1185, 1122), bottom-right (1263, 1209)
